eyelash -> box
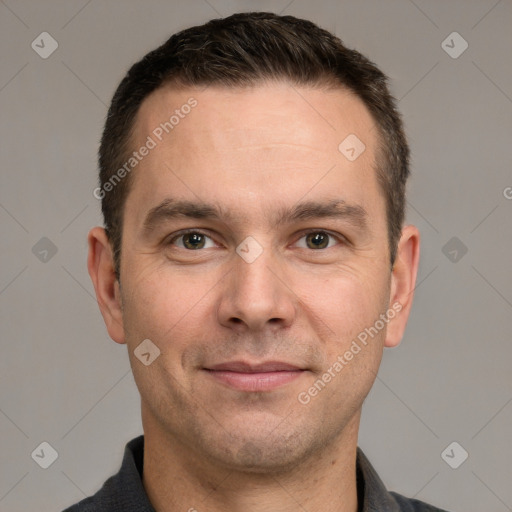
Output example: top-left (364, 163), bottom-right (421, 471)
top-left (166, 228), bottom-right (346, 250)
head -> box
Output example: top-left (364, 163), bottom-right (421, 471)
top-left (88, 12), bottom-right (419, 473)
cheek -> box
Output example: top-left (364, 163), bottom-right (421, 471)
top-left (298, 267), bottom-right (389, 341)
top-left (120, 262), bottom-right (219, 350)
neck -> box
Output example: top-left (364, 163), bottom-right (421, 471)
top-left (141, 408), bottom-right (361, 512)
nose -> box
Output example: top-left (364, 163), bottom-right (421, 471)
top-left (217, 248), bottom-right (297, 333)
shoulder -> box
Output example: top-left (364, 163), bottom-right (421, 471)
top-left (356, 447), bottom-right (452, 512)
top-left (61, 472), bottom-right (121, 511)
top-left (390, 491), bottom-right (452, 512)
top-left (62, 495), bottom-right (102, 511)
top-left (61, 436), bottom-right (152, 512)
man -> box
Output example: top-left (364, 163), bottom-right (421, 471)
top-left (65, 11), bottom-right (449, 512)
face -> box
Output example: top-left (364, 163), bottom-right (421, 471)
top-left (89, 81), bottom-right (418, 473)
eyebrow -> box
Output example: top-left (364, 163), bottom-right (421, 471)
top-left (141, 197), bottom-right (368, 236)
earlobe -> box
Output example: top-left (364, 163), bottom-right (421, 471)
top-left (87, 227), bottom-right (126, 344)
top-left (384, 225), bottom-right (420, 348)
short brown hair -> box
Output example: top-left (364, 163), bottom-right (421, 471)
top-left (98, 11), bottom-right (409, 278)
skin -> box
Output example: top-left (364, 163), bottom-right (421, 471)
top-left (88, 82), bottom-right (420, 512)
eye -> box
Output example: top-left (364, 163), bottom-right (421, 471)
top-left (169, 230), bottom-right (217, 250)
top-left (295, 231), bottom-right (341, 250)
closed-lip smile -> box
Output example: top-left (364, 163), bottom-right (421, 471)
top-left (203, 361), bottom-right (306, 392)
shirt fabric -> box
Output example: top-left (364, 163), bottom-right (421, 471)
top-left (62, 436), bottom-right (449, 512)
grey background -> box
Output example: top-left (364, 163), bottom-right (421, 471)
top-left (0, 0), bottom-right (511, 511)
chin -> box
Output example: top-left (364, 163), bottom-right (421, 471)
top-left (199, 421), bottom-right (323, 474)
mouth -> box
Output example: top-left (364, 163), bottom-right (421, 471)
top-left (203, 361), bottom-right (307, 392)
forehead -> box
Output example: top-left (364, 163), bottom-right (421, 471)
top-left (127, 82), bottom-right (382, 224)
top-left (136, 81), bottom-right (377, 152)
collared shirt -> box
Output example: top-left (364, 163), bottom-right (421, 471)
top-left (62, 436), bottom-right (450, 512)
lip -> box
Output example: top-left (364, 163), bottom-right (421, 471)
top-left (207, 361), bottom-right (303, 373)
top-left (203, 361), bottom-right (306, 392)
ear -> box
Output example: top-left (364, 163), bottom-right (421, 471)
top-left (87, 227), bottom-right (126, 344)
top-left (384, 224), bottom-right (420, 348)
